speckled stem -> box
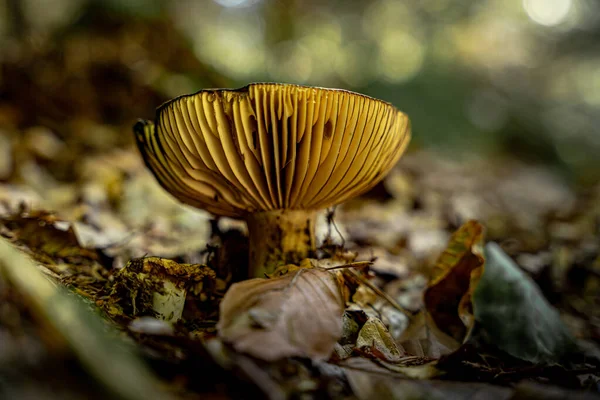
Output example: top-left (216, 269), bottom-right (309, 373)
top-left (245, 210), bottom-right (317, 278)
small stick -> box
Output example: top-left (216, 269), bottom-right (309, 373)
top-left (324, 261), bottom-right (373, 271)
top-left (345, 268), bottom-right (413, 319)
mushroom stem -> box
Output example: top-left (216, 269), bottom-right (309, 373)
top-left (245, 210), bottom-right (317, 278)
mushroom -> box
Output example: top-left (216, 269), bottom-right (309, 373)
top-left (134, 83), bottom-right (411, 278)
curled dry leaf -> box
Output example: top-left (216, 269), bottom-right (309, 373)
top-left (424, 220), bottom-right (485, 342)
top-left (398, 311), bottom-right (461, 359)
top-left (217, 267), bottom-right (344, 361)
top-left (356, 317), bottom-right (404, 362)
top-left (345, 361), bottom-right (512, 400)
top-left (0, 210), bottom-right (99, 264)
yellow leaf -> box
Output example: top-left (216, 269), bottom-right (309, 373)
top-left (424, 220), bottom-right (485, 342)
top-left (356, 317), bottom-right (404, 362)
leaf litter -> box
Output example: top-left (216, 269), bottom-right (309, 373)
top-left (2, 157), bottom-right (600, 398)
top-left (1, 10), bottom-right (600, 399)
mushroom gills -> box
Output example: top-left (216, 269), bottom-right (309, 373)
top-left (134, 83), bottom-right (411, 278)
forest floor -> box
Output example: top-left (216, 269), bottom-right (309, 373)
top-left (0, 142), bottom-right (599, 399)
top-left (0, 10), bottom-right (599, 400)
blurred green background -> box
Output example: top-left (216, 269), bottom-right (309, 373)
top-left (1, 0), bottom-right (599, 183)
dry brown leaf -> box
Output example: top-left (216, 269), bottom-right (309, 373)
top-left (217, 267), bottom-right (344, 361)
top-left (424, 220), bottom-right (485, 342)
top-left (344, 359), bottom-right (511, 400)
top-left (398, 311), bottom-right (461, 359)
top-left (339, 356), bottom-right (444, 386)
top-left (0, 210), bottom-right (99, 263)
top-left (356, 317), bottom-right (405, 362)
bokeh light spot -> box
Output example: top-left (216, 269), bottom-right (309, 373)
top-left (213, 0), bottom-right (261, 8)
top-left (523, 0), bottom-right (572, 26)
top-left (376, 31), bottom-right (425, 83)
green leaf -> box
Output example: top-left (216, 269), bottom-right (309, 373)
top-left (473, 243), bottom-right (576, 363)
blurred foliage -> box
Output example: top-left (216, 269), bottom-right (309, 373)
top-left (1, 0), bottom-right (599, 184)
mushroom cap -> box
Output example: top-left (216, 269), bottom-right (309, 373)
top-left (134, 83), bottom-right (411, 218)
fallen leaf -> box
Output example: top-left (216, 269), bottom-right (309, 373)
top-left (512, 382), bottom-right (600, 400)
top-left (398, 311), bottom-right (461, 359)
top-left (352, 283), bottom-right (379, 307)
top-left (217, 267), bottom-right (344, 361)
top-left (333, 309), bottom-right (370, 361)
top-left (473, 243), bottom-right (576, 363)
top-left (0, 210), bottom-right (99, 263)
top-left (424, 220), bottom-right (485, 342)
top-left (339, 311), bottom-right (444, 377)
top-left (356, 317), bottom-right (404, 362)
top-left (344, 362), bottom-right (513, 400)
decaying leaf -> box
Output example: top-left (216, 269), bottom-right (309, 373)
top-left (424, 220), bottom-right (485, 342)
top-left (0, 210), bottom-right (99, 264)
top-left (344, 361), bottom-right (513, 400)
top-left (356, 317), bottom-right (404, 362)
top-left (339, 356), bottom-right (445, 393)
top-left (398, 311), bottom-right (461, 359)
top-left (473, 243), bottom-right (576, 363)
top-left (336, 306), bottom-right (444, 377)
top-left (217, 267), bottom-right (344, 361)
top-left (334, 311), bottom-right (365, 360)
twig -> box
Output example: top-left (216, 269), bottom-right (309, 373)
top-left (324, 261), bottom-right (373, 271)
top-left (344, 268), bottom-right (413, 319)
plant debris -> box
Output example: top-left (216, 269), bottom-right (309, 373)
top-left (424, 220), bottom-right (485, 342)
top-left (106, 257), bottom-right (219, 323)
top-left (217, 266), bottom-right (344, 361)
